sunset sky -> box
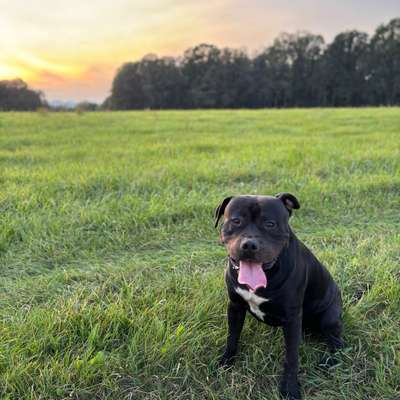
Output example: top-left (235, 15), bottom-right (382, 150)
top-left (1, 0), bottom-right (398, 103)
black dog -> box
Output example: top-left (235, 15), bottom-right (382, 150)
top-left (215, 193), bottom-right (343, 400)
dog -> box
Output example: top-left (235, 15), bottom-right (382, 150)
top-left (215, 193), bottom-right (343, 400)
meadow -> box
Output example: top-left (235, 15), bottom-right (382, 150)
top-left (0, 109), bottom-right (399, 400)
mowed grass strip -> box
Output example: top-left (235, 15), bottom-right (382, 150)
top-left (0, 109), bottom-right (399, 399)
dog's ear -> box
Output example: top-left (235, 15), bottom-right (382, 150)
top-left (214, 196), bottom-right (233, 228)
top-left (276, 192), bottom-right (300, 215)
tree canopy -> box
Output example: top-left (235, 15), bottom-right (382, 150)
top-left (0, 79), bottom-right (45, 111)
top-left (106, 18), bottom-right (400, 109)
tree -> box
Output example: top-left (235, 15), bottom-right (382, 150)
top-left (217, 48), bottom-right (253, 108)
top-left (0, 79), bottom-right (45, 111)
top-left (109, 62), bottom-right (148, 109)
top-left (369, 18), bottom-right (400, 105)
top-left (140, 55), bottom-right (185, 109)
top-left (253, 41), bottom-right (291, 107)
top-left (108, 55), bottom-right (185, 109)
top-left (322, 30), bottom-right (369, 106)
top-left (181, 44), bottom-right (222, 108)
top-left (276, 32), bottom-right (325, 107)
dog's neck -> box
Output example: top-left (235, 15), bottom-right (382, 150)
top-left (263, 229), bottom-right (298, 288)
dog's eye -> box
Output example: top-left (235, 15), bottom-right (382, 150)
top-left (231, 218), bottom-right (241, 225)
top-left (264, 220), bottom-right (276, 228)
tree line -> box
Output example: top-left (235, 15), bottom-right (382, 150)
top-left (0, 80), bottom-right (101, 112)
top-left (105, 18), bottom-right (400, 109)
top-left (1, 18), bottom-right (398, 111)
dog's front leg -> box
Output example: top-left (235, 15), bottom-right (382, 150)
top-left (218, 301), bottom-right (246, 367)
top-left (280, 314), bottom-right (302, 400)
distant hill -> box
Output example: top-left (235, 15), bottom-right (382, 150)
top-left (48, 100), bottom-right (78, 110)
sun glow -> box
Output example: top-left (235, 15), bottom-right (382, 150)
top-left (14, 53), bottom-right (77, 76)
top-left (0, 63), bottom-right (27, 80)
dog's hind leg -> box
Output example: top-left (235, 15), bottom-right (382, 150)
top-left (318, 297), bottom-right (344, 367)
top-left (320, 299), bottom-right (343, 352)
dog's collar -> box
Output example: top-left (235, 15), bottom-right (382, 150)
top-left (229, 257), bottom-right (240, 270)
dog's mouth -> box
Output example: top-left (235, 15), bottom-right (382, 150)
top-left (230, 257), bottom-right (277, 291)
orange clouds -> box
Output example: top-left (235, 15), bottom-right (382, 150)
top-left (28, 63), bottom-right (117, 102)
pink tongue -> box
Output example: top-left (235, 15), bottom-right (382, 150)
top-left (238, 260), bottom-right (267, 290)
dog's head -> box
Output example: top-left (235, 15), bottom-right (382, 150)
top-left (214, 193), bottom-right (300, 290)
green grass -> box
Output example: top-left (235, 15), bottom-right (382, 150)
top-left (0, 109), bottom-right (399, 400)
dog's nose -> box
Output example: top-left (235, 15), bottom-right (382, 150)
top-left (240, 238), bottom-right (259, 252)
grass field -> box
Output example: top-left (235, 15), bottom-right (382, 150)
top-left (0, 109), bottom-right (399, 400)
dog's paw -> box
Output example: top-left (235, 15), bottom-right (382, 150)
top-left (217, 352), bottom-right (235, 369)
top-left (318, 354), bottom-right (339, 369)
top-left (279, 377), bottom-right (301, 400)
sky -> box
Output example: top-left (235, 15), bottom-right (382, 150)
top-left (1, 0), bottom-right (398, 103)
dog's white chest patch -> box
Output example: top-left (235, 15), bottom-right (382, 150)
top-left (235, 287), bottom-right (269, 320)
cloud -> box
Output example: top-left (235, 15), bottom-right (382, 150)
top-left (29, 63), bottom-right (117, 102)
top-left (30, 70), bottom-right (67, 85)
